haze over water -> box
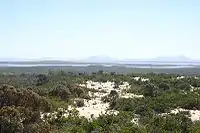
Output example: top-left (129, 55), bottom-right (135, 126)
top-left (0, 62), bottom-right (197, 68)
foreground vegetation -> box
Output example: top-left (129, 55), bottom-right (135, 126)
top-left (1, 67), bottom-right (200, 132)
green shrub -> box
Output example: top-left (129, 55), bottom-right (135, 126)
top-left (76, 99), bottom-right (85, 107)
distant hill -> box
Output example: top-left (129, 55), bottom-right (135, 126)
top-left (0, 55), bottom-right (199, 65)
top-left (0, 60), bottom-right (75, 64)
top-left (80, 56), bottom-right (117, 63)
top-left (110, 56), bottom-right (196, 64)
top-left (151, 55), bottom-right (192, 62)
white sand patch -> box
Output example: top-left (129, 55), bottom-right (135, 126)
top-left (133, 77), bottom-right (140, 81)
top-left (75, 93), bottom-right (117, 119)
top-left (132, 77), bottom-right (149, 82)
top-left (80, 80), bottom-right (141, 96)
top-left (121, 93), bottom-right (144, 98)
top-left (88, 91), bottom-right (108, 98)
top-left (131, 118), bottom-right (139, 125)
top-left (83, 81), bottom-right (143, 99)
top-left (40, 110), bottom-right (66, 120)
top-left (177, 76), bottom-right (185, 79)
top-left (40, 105), bottom-right (75, 120)
top-left (171, 108), bottom-right (200, 122)
top-left (75, 96), bottom-right (118, 119)
top-left (81, 81), bottom-right (131, 92)
top-left (41, 81), bottom-right (143, 121)
top-left (161, 108), bottom-right (200, 122)
top-left (141, 78), bottom-right (149, 82)
top-left (190, 87), bottom-right (200, 92)
top-left (75, 81), bottom-right (143, 119)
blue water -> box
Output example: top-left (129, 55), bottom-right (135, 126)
top-left (0, 63), bottom-right (197, 68)
top-left (0, 63), bottom-right (90, 67)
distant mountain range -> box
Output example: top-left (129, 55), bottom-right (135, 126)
top-left (151, 55), bottom-right (192, 62)
top-left (0, 55), bottom-right (199, 64)
top-left (79, 55), bottom-right (198, 63)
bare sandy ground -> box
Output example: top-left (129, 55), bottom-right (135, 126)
top-left (75, 81), bottom-right (143, 119)
top-left (171, 108), bottom-right (200, 122)
top-left (161, 108), bottom-right (200, 122)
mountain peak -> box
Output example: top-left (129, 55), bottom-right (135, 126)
top-left (153, 55), bottom-right (191, 62)
top-left (85, 55), bottom-right (117, 62)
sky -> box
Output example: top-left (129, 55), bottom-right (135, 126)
top-left (0, 0), bottom-right (200, 60)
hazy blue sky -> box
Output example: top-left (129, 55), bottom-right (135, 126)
top-left (0, 0), bottom-right (200, 60)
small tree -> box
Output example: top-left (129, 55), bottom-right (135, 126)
top-left (143, 83), bottom-right (158, 97)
